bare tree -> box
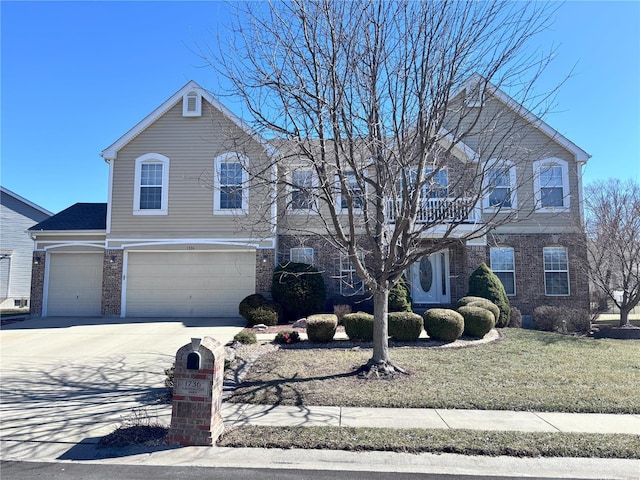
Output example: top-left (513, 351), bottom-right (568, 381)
top-left (584, 179), bottom-right (640, 327)
top-left (202, 0), bottom-right (564, 374)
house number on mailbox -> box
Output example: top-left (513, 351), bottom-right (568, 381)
top-left (175, 378), bottom-right (210, 397)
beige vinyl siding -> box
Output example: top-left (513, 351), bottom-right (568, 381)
top-left (109, 101), bottom-right (274, 239)
top-left (443, 94), bottom-right (582, 231)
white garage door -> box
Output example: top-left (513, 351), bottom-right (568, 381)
top-left (125, 251), bottom-right (255, 317)
top-left (47, 252), bottom-right (103, 316)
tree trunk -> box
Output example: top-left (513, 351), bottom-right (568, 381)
top-left (619, 307), bottom-right (630, 327)
top-left (372, 288), bottom-right (390, 364)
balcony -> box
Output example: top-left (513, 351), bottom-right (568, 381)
top-left (386, 197), bottom-right (480, 224)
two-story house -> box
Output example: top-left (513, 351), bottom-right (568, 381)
top-left (29, 79), bottom-right (590, 319)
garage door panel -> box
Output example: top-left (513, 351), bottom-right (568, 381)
top-left (125, 251), bottom-right (255, 317)
top-left (47, 253), bottom-right (103, 316)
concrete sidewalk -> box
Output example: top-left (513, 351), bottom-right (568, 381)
top-left (222, 403), bottom-right (640, 435)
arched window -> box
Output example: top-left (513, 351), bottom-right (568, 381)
top-left (133, 153), bottom-right (170, 215)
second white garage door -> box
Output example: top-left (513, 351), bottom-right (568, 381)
top-left (125, 251), bottom-right (256, 317)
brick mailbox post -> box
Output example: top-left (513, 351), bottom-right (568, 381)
top-left (165, 337), bottom-right (225, 446)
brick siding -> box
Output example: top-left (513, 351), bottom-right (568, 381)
top-left (29, 251), bottom-right (45, 316)
top-left (101, 250), bottom-right (122, 316)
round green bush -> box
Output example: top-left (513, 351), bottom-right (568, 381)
top-left (306, 314), bottom-right (337, 343)
top-left (388, 311), bottom-right (423, 341)
top-left (272, 262), bottom-right (327, 321)
top-left (239, 293), bottom-right (268, 320)
top-left (247, 305), bottom-right (279, 326)
top-left (458, 305), bottom-right (495, 338)
top-left (233, 330), bottom-right (257, 344)
top-left (422, 308), bottom-right (464, 342)
top-left (459, 297), bottom-right (500, 324)
top-left (388, 279), bottom-right (412, 312)
top-left (467, 263), bottom-right (511, 327)
top-left (342, 312), bottom-right (374, 341)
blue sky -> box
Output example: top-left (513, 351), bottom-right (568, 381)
top-left (1, 1), bottom-right (639, 214)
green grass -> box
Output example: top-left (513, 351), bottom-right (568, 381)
top-left (228, 329), bottom-right (640, 413)
top-left (219, 426), bottom-right (640, 459)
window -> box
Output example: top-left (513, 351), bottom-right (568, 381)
top-left (338, 171), bottom-right (364, 212)
top-left (483, 161), bottom-right (516, 210)
top-left (290, 247), bottom-right (314, 265)
top-left (182, 90), bottom-right (202, 117)
top-left (534, 158), bottom-right (570, 211)
top-left (133, 153), bottom-right (170, 215)
top-left (214, 153), bottom-right (248, 214)
top-left (340, 254), bottom-right (365, 295)
top-left (402, 167), bottom-right (449, 198)
top-left (290, 170), bottom-right (315, 212)
top-left (543, 247), bottom-right (570, 296)
top-left (490, 247), bottom-right (515, 296)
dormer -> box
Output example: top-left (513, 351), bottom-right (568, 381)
top-left (182, 89), bottom-right (202, 117)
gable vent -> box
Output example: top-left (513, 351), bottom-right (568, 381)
top-left (183, 90), bottom-right (202, 117)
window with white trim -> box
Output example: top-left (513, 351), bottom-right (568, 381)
top-left (490, 246), bottom-right (516, 296)
top-left (133, 153), bottom-right (170, 215)
top-left (290, 247), bottom-right (314, 265)
top-left (340, 254), bottom-right (365, 295)
top-left (338, 171), bottom-right (364, 212)
top-left (402, 167), bottom-right (448, 198)
top-left (533, 158), bottom-right (570, 211)
top-left (483, 161), bottom-right (516, 210)
top-left (543, 246), bottom-right (570, 296)
top-left (182, 90), bottom-right (202, 117)
top-left (213, 153), bottom-right (248, 214)
top-left (290, 169), bottom-right (315, 212)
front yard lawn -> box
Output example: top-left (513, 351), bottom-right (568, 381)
top-left (228, 329), bottom-right (640, 413)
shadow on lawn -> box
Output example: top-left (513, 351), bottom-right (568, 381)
top-left (228, 369), bottom-right (361, 406)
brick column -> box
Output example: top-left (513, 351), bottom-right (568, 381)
top-left (165, 337), bottom-right (225, 446)
top-left (29, 251), bottom-right (46, 316)
top-left (101, 250), bottom-right (123, 316)
top-left (255, 249), bottom-right (275, 298)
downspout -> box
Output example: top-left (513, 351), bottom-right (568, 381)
top-left (577, 160), bottom-right (586, 224)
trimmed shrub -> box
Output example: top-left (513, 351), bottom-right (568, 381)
top-left (458, 296), bottom-right (500, 328)
top-left (306, 314), bottom-right (338, 343)
top-left (239, 294), bottom-right (281, 326)
top-left (272, 263), bottom-right (327, 321)
top-left (274, 330), bottom-right (301, 345)
top-left (458, 305), bottom-right (495, 338)
top-left (233, 331), bottom-right (257, 344)
top-left (239, 293), bottom-right (268, 320)
top-left (389, 279), bottom-right (412, 312)
top-left (533, 306), bottom-right (591, 334)
top-left (247, 305), bottom-right (279, 326)
top-left (343, 312), bottom-right (374, 341)
top-left (388, 311), bottom-right (423, 341)
top-left (423, 308), bottom-right (464, 342)
top-left (508, 306), bottom-right (522, 328)
top-left (467, 263), bottom-right (511, 327)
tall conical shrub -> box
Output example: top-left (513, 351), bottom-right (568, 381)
top-left (467, 263), bottom-right (510, 327)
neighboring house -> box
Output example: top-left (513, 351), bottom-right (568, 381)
top-left (0, 187), bottom-right (52, 309)
top-left (29, 79), bottom-right (590, 318)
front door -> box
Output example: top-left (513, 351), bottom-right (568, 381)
top-left (410, 250), bottom-right (450, 304)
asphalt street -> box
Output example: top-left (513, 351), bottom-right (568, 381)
top-left (1, 461), bottom-right (585, 480)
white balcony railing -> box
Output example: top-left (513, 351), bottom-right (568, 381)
top-left (386, 197), bottom-right (480, 224)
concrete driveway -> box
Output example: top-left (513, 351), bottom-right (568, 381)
top-left (0, 316), bottom-right (245, 447)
